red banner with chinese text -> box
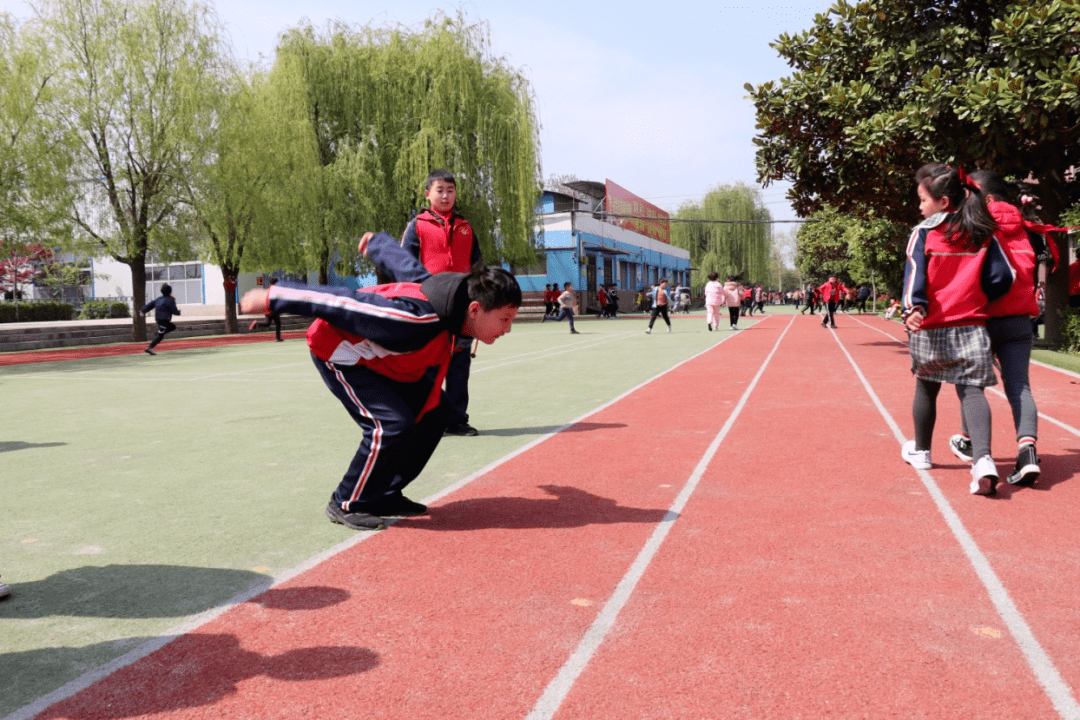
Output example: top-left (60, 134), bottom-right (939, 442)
top-left (605, 179), bottom-right (671, 244)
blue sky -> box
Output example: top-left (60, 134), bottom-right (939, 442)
top-left (2, 0), bottom-right (834, 221)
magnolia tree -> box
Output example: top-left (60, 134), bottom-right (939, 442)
top-left (0, 241), bottom-right (50, 298)
top-left (748, 0), bottom-right (1080, 344)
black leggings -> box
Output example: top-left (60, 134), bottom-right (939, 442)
top-left (648, 305), bottom-right (670, 329)
top-left (913, 378), bottom-right (991, 459)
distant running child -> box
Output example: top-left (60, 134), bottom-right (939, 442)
top-left (549, 281), bottom-right (579, 334)
top-left (901, 163), bottom-right (1012, 496)
top-left (723, 275), bottom-right (743, 330)
top-left (704, 272), bottom-right (723, 331)
top-left (141, 283), bottom-right (180, 355)
top-left (646, 278), bottom-right (672, 333)
top-left (818, 275), bottom-right (841, 329)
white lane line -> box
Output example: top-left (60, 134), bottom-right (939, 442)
top-left (846, 314), bottom-right (1080, 439)
top-left (472, 331), bottom-right (640, 373)
top-left (829, 329), bottom-right (1080, 720)
top-left (1032, 359), bottom-right (1080, 380)
top-left (525, 315), bottom-right (795, 720)
top-left (2, 321), bottom-right (746, 720)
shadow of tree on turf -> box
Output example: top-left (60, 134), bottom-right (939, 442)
top-left (30, 634), bottom-right (378, 720)
top-left (474, 421), bottom-right (628, 438)
top-left (0, 565), bottom-right (271, 620)
top-left (401, 484), bottom-right (672, 531)
top-left (1, 586), bottom-right (355, 718)
top-left (0, 440), bottom-right (67, 452)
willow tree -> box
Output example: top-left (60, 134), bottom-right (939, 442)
top-left (34, 0), bottom-right (229, 340)
top-left (671, 184), bottom-right (773, 289)
top-left (182, 69), bottom-right (309, 332)
top-left (0, 14), bottom-right (72, 269)
top-left (263, 12), bottom-right (541, 284)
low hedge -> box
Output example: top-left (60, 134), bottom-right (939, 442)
top-left (0, 301), bottom-right (76, 323)
top-left (1061, 307), bottom-right (1080, 354)
top-left (78, 300), bottom-right (131, 320)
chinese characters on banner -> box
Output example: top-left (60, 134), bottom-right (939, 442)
top-left (604, 179), bottom-right (671, 244)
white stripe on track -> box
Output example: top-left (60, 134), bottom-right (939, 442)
top-left (525, 315), bottom-right (795, 720)
top-left (828, 327), bottom-right (1080, 720)
top-left (2, 320), bottom-right (747, 720)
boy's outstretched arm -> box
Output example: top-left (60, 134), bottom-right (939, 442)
top-left (362, 231), bottom-right (430, 284)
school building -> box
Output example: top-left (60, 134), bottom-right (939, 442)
top-left (521, 180), bottom-right (691, 315)
top-left (85, 179), bottom-right (689, 317)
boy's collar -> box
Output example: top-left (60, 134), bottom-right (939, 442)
top-left (426, 207), bottom-right (455, 222)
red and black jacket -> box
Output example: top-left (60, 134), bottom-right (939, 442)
top-left (265, 233), bottom-right (472, 420)
top-left (902, 212), bottom-right (1014, 330)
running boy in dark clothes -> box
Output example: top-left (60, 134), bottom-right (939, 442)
top-left (402, 169), bottom-right (485, 437)
top-left (249, 277), bottom-right (283, 340)
top-left (240, 232), bottom-right (521, 531)
top-left (141, 283), bottom-right (180, 355)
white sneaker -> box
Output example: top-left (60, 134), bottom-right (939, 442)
top-left (645, 328), bottom-right (651, 334)
top-left (970, 455), bottom-right (998, 496)
top-left (901, 440), bottom-right (931, 470)
top-left (666, 327), bottom-right (671, 333)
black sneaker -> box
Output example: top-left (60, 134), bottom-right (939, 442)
top-left (570, 329), bottom-right (580, 334)
top-left (367, 493), bottom-right (428, 517)
top-left (144, 347), bottom-right (156, 356)
top-left (1007, 445), bottom-right (1041, 486)
top-left (949, 434), bottom-right (973, 462)
top-left (325, 501), bottom-right (386, 531)
top-left (444, 422), bottom-right (479, 437)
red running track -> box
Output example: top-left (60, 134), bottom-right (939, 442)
top-left (20, 314), bottom-right (1080, 719)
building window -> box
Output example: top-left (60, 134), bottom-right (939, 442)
top-left (146, 262), bottom-right (203, 304)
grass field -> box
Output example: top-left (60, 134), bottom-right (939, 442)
top-left (0, 311), bottom-right (746, 716)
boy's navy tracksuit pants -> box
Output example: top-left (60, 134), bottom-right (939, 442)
top-left (314, 355), bottom-right (448, 513)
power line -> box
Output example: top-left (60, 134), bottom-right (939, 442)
top-left (602, 212), bottom-right (814, 225)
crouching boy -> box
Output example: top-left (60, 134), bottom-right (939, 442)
top-left (240, 232), bottom-right (521, 531)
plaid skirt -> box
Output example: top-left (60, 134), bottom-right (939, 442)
top-left (909, 324), bottom-right (997, 387)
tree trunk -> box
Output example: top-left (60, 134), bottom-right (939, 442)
top-left (129, 261), bottom-right (148, 342)
top-left (223, 275), bottom-right (239, 333)
top-left (1043, 233), bottom-right (1071, 349)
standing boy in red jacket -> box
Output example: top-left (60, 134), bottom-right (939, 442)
top-left (402, 169), bottom-right (485, 437)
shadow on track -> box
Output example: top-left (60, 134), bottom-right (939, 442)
top-left (474, 421), bottom-right (627, 438)
top-left (400, 484), bottom-right (671, 531)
